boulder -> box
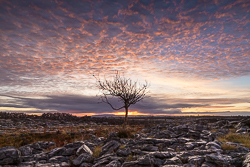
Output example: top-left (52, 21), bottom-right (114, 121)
top-left (205, 154), bottom-right (232, 166)
top-left (76, 144), bottom-right (93, 156)
top-left (19, 145), bottom-right (32, 156)
top-left (116, 148), bottom-right (131, 157)
top-left (0, 146), bottom-right (21, 165)
top-left (188, 155), bottom-right (205, 166)
top-left (243, 152), bottom-right (250, 167)
top-left (141, 144), bottom-right (159, 152)
top-left (137, 154), bottom-right (156, 166)
top-left (101, 140), bottom-right (121, 156)
top-left (48, 147), bottom-right (66, 158)
top-left (205, 142), bottom-right (221, 150)
top-left (164, 157), bottom-right (182, 165)
top-left (105, 160), bottom-right (122, 167)
top-left (72, 153), bottom-right (94, 166)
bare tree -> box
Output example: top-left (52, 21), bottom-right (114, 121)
top-left (95, 72), bottom-right (149, 125)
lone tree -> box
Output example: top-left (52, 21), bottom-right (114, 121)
top-left (96, 72), bottom-right (149, 125)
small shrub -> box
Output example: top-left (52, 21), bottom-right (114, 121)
top-left (117, 128), bottom-right (132, 138)
top-left (93, 146), bottom-right (102, 158)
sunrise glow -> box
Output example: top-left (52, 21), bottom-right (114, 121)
top-left (0, 0), bottom-right (250, 116)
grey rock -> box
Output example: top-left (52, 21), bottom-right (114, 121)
top-left (62, 147), bottom-right (76, 156)
top-left (76, 144), bottom-right (93, 156)
top-left (0, 146), bottom-right (21, 165)
top-left (80, 162), bottom-right (93, 167)
top-left (236, 127), bottom-right (247, 133)
top-left (205, 154), bottom-right (232, 166)
top-left (72, 153), bottom-right (93, 166)
top-left (205, 142), bottom-right (221, 150)
top-left (187, 130), bottom-right (200, 139)
top-left (17, 161), bottom-right (35, 167)
top-left (121, 161), bottom-right (138, 167)
top-left (201, 162), bottom-right (216, 167)
top-left (141, 144), bottom-right (159, 152)
top-left (164, 157), bottom-right (182, 165)
top-left (48, 147), bottom-right (66, 158)
top-left (243, 152), bottom-right (250, 167)
top-left (37, 141), bottom-right (56, 150)
top-left (105, 160), bottom-right (121, 167)
top-left (49, 156), bottom-right (68, 163)
top-left (34, 153), bottom-right (48, 161)
top-left (108, 132), bottom-right (118, 138)
top-left (116, 148), bottom-right (131, 157)
top-left (154, 130), bottom-right (173, 139)
top-left (101, 140), bottom-right (121, 156)
top-left (21, 155), bottom-right (34, 162)
top-left (188, 156), bottom-right (205, 166)
top-left (64, 141), bottom-right (84, 149)
top-left (18, 146), bottom-right (32, 156)
top-left (137, 154), bottom-right (155, 165)
top-left (150, 151), bottom-right (175, 159)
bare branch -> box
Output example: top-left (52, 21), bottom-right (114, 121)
top-left (95, 72), bottom-right (149, 124)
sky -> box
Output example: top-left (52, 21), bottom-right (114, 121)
top-left (0, 0), bottom-right (250, 116)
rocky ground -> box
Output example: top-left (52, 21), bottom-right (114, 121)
top-left (1, 114), bottom-right (250, 167)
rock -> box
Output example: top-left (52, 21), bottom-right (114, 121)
top-left (18, 161), bottom-right (36, 167)
top-left (62, 147), bottom-right (77, 156)
top-left (162, 165), bottom-right (183, 167)
top-left (187, 130), bottom-right (200, 139)
top-left (101, 140), bottom-right (121, 156)
top-left (0, 146), bottom-right (21, 165)
top-left (236, 127), bottom-right (247, 133)
top-left (64, 141), bottom-right (84, 149)
top-left (164, 157), bottom-right (182, 165)
top-left (48, 147), bottom-right (66, 158)
top-left (108, 132), bottom-right (118, 138)
top-left (205, 142), bottom-right (221, 150)
top-left (205, 154), bottom-right (232, 166)
top-left (154, 130), bottom-right (173, 138)
top-left (105, 160), bottom-right (121, 167)
top-left (137, 154), bottom-right (156, 166)
top-left (18, 146), bottom-right (32, 156)
top-left (116, 148), bottom-right (131, 157)
top-left (49, 156), bottom-right (68, 163)
top-left (243, 152), bottom-right (250, 167)
top-left (194, 124), bottom-right (204, 131)
top-left (36, 141), bottom-right (56, 149)
top-left (188, 156), bottom-right (205, 166)
top-left (121, 161), bottom-right (138, 167)
top-left (80, 162), bottom-right (94, 167)
top-left (141, 144), bottom-right (159, 152)
top-left (76, 144), bottom-right (93, 156)
top-left (34, 153), bottom-right (48, 161)
top-left (150, 151), bottom-right (175, 159)
top-left (72, 153), bottom-right (94, 166)
top-left (201, 162), bottom-right (216, 167)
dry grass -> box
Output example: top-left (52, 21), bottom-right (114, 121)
top-left (0, 132), bottom-right (83, 148)
top-left (218, 133), bottom-right (250, 148)
top-left (93, 145), bottom-right (102, 158)
top-left (0, 125), bottom-right (144, 148)
top-left (221, 143), bottom-right (239, 150)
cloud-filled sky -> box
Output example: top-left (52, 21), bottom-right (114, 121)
top-left (0, 0), bottom-right (250, 116)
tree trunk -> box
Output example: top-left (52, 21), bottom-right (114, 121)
top-left (124, 106), bottom-right (128, 125)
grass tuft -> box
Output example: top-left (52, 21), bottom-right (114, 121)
top-left (93, 145), bottom-right (102, 158)
top-left (217, 133), bottom-right (250, 148)
top-left (221, 143), bottom-right (238, 150)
